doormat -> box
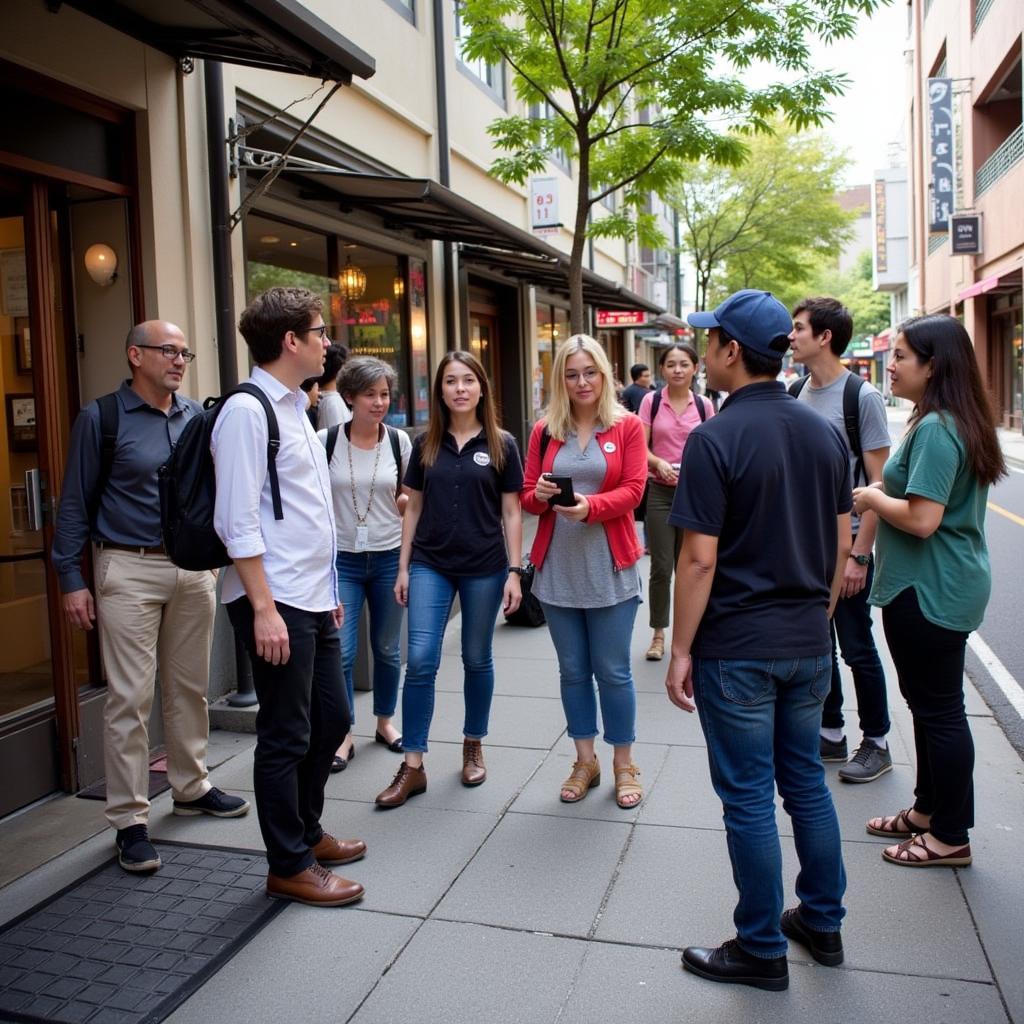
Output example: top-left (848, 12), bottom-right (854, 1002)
top-left (0, 841), bottom-right (285, 1024)
top-left (76, 759), bottom-right (169, 803)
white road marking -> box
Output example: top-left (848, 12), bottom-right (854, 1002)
top-left (968, 632), bottom-right (1024, 718)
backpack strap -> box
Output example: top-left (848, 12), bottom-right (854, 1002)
top-left (90, 392), bottom-right (120, 527)
top-left (788, 374), bottom-right (810, 398)
top-left (695, 394), bottom-right (708, 423)
top-left (386, 425), bottom-right (403, 499)
top-left (232, 383), bottom-right (283, 521)
top-left (843, 373), bottom-right (865, 487)
top-left (649, 387), bottom-right (663, 445)
top-left (324, 424), bottom-right (340, 465)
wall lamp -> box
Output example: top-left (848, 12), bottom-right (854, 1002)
top-left (84, 243), bottom-right (118, 287)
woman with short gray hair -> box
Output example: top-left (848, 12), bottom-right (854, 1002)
top-left (320, 356), bottom-right (412, 771)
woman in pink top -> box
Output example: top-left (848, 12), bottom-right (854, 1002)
top-left (638, 343), bottom-right (714, 660)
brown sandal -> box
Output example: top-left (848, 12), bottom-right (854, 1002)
top-left (882, 834), bottom-right (972, 868)
top-left (865, 808), bottom-right (930, 839)
top-left (614, 763), bottom-right (643, 809)
top-left (560, 758), bottom-right (600, 803)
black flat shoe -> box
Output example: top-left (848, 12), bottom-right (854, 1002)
top-left (681, 939), bottom-right (788, 991)
top-left (375, 730), bottom-right (404, 753)
top-left (330, 745), bottom-right (355, 774)
top-left (780, 908), bottom-right (844, 966)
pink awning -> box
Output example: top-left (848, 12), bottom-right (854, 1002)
top-left (958, 274), bottom-right (1001, 300)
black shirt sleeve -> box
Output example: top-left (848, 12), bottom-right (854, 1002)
top-left (404, 434), bottom-right (425, 491)
top-left (499, 434), bottom-right (524, 492)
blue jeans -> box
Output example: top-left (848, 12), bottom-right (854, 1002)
top-left (401, 563), bottom-right (507, 753)
top-left (336, 548), bottom-right (404, 726)
top-left (823, 555), bottom-right (890, 738)
top-left (539, 599), bottom-right (639, 746)
top-left (693, 656), bottom-right (846, 958)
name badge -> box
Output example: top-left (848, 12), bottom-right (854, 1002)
top-left (473, 451), bottom-right (491, 466)
top-left (603, 441), bottom-right (616, 453)
top-left (355, 525), bottom-right (369, 551)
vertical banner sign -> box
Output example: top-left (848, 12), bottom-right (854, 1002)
top-left (873, 178), bottom-right (888, 274)
top-left (530, 176), bottom-right (561, 237)
top-left (928, 78), bottom-right (954, 233)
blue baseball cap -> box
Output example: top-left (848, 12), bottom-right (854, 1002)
top-left (687, 289), bottom-right (792, 358)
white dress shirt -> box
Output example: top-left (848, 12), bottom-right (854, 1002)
top-left (212, 366), bottom-right (338, 612)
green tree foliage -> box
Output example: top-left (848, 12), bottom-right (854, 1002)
top-left (673, 124), bottom-right (855, 315)
top-left (458, 0), bottom-right (885, 332)
top-left (808, 250), bottom-right (891, 338)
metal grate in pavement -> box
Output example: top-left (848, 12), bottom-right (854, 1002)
top-left (0, 842), bottom-right (284, 1024)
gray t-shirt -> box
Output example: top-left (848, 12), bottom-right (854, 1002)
top-left (533, 431), bottom-right (641, 609)
top-left (796, 371), bottom-right (890, 533)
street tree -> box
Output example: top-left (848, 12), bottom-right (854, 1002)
top-left (809, 250), bottom-right (892, 337)
top-left (673, 124), bottom-right (855, 317)
top-left (458, 0), bottom-right (884, 333)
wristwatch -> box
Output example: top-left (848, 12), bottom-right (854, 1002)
top-left (508, 566), bottom-right (525, 576)
top-left (850, 553), bottom-right (870, 566)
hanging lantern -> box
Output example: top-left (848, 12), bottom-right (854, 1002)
top-left (338, 256), bottom-right (367, 302)
top-left (393, 274), bottom-right (405, 300)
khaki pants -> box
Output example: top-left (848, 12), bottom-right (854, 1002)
top-left (94, 547), bottom-right (216, 829)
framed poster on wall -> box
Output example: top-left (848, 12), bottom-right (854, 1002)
top-left (0, 249), bottom-right (29, 318)
top-left (6, 394), bottom-right (36, 452)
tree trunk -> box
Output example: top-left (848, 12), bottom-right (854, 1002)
top-left (568, 140), bottom-right (591, 336)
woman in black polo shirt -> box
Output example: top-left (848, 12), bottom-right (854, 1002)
top-left (375, 351), bottom-right (524, 807)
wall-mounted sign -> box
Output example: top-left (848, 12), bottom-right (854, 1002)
top-left (595, 309), bottom-right (646, 327)
top-left (530, 176), bottom-right (561, 237)
top-left (873, 178), bottom-right (888, 273)
top-left (872, 333), bottom-right (891, 353)
top-left (950, 213), bottom-right (982, 255)
top-left (927, 78), bottom-right (954, 233)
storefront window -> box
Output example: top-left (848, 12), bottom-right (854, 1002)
top-left (534, 302), bottom-right (569, 415)
top-left (245, 214), bottom-right (332, 321)
top-left (408, 258), bottom-right (430, 426)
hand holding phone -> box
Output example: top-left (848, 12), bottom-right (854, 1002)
top-left (544, 473), bottom-right (576, 507)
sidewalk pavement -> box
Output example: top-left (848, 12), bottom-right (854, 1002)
top-left (2, 572), bottom-right (1023, 1023)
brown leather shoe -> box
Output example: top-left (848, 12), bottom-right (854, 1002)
top-left (311, 832), bottom-right (366, 866)
top-left (266, 863), bottom-right (363, 906)
top-left (375, 762), bottom-right (427, 808)
top-left (462, 739), bottom-right (486, 786)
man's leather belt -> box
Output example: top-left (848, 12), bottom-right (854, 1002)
top-left (98, 541), bottom-right (166, 556)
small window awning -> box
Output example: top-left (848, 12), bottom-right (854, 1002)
top-left (957, 265), bottom-right (1022, 302)
top-left (288, 169), bottom-right (662, 314)
top-left (56, 0), bottom-right (375, 83)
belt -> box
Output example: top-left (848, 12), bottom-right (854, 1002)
top-left (98, 541), bottom-right (166, 556)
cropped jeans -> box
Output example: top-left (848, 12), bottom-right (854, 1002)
top-left (400, 562), bottom-right (507, 753)
top-left (335, 547), bottom-right (404, 726)
top-left (693, 655), bottom-right (846, 958)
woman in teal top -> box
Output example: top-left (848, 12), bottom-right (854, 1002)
top-left (853, 315), bottom-right (1005, 869)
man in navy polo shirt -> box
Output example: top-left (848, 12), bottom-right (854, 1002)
top-left (664, 290), bottom-right (852, 991)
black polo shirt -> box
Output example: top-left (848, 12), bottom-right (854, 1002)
top-left (404, 430), bottom-right (523, 576)
top-left (668, 381), bottom-right (852, 659)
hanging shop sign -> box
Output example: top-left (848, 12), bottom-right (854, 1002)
top-left (595, 309), bottom-right (646, 327)
top-left (927, 78), bottom-right (954, 233)
top-left (530, 176), bottom-right (561, 237)
top-left (873, 179), bottom-right (888, 274)
top-left (950, 213), bottom-right (983, 256)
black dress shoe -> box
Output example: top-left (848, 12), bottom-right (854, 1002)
top-left (681, 939), bottom-right (789, 991)
top-left (375, 730), bottom-right (404, 753)
top-left (780, 907), bottom-right (844, 966)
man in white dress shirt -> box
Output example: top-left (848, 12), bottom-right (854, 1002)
top-left (212, 286), bottom-right (366, 907)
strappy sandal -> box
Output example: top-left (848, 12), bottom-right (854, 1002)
top-left (614, 763), bottom-right (643, 809)
top-left (560, 758), bottom-right (600, 803)
top-left (865, 808), bottom-right (929, 839)
top-left (881, 834), bottom-right (972, 868)
top-left (645, 636), bottom-right (665, 661)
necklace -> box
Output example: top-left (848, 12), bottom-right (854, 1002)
top-left (348, 426), bottom-right (383, 527)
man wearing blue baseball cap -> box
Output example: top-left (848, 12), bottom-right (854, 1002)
top-left (663, 289), bottom-right (853, 990)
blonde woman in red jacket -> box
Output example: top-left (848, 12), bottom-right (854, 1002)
top-left (522, 335), bottom-right (648, 808)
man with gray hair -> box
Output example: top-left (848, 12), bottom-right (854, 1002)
top-left (53, 321), bottom-right (250, 875)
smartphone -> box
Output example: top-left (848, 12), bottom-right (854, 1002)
top-left (544, 474), bottom-right (576, 507)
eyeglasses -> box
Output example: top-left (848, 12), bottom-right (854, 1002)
top-left (134, 344), bottom-right (196, 363)
top-left (564, 368), bottom-right (600, 385)
top-left (297, 324), bottom-right (329, 340)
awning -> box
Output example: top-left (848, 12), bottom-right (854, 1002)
top-left (56, 0), bottom-right (375, 83)
top-left (957, 265), bottom-right (1023, 302)
top-left (286, 168), bottom-right (662, 314)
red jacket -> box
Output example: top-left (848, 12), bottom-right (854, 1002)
top-left (521, 414), bottom-right (647, 571)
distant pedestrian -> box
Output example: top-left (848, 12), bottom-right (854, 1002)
top-left (323, 356), bottom-right (411, 773)
top-left (316, 342), bottom-right (351, 428)
top-left (521, 335), bottom-right (647, 809)
top-left (52, 321), bottom-right (249, 875)
top-left (853, 315), bottom-right (1005, 869)
top-left (666, 290), bottom-right (851, 991)
top-left (213, 287), bottom-right (365, 907)
top-left (789, 297), bottom-right (893, 783)
top-left (638, 343), bottom-right (713, 662)
top-left (619, 362), bottom-right (653, 414)
top-left (375, 351), bottom-right (523, 807)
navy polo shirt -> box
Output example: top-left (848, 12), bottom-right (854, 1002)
top-left (668, 381), bottom-right (852, 659)
top-left (404, 430), bottom-right (523, 576)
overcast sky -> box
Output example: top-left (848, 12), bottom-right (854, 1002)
top-left (814, 2), bottom-right (912, 187)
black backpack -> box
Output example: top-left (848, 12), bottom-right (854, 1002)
top-left (788, 373), bottom-right (865, 486)
top-left (322, 422), bottom-right (405, 500)
top-left (158, 383), bottom-right (283, 571)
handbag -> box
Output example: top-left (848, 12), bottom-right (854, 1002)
top-left (504, 559), bottom-right (546, 627)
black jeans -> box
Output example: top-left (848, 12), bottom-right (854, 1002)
top-left (882, 587), bottom-right (973, 846)
top-left (227, 598), bottom-right (350, 876)
top-left (823, 555), bottom-right (890, 739)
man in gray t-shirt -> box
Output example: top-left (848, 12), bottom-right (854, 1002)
top-left (790, 298), bottom-right (893, 784)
